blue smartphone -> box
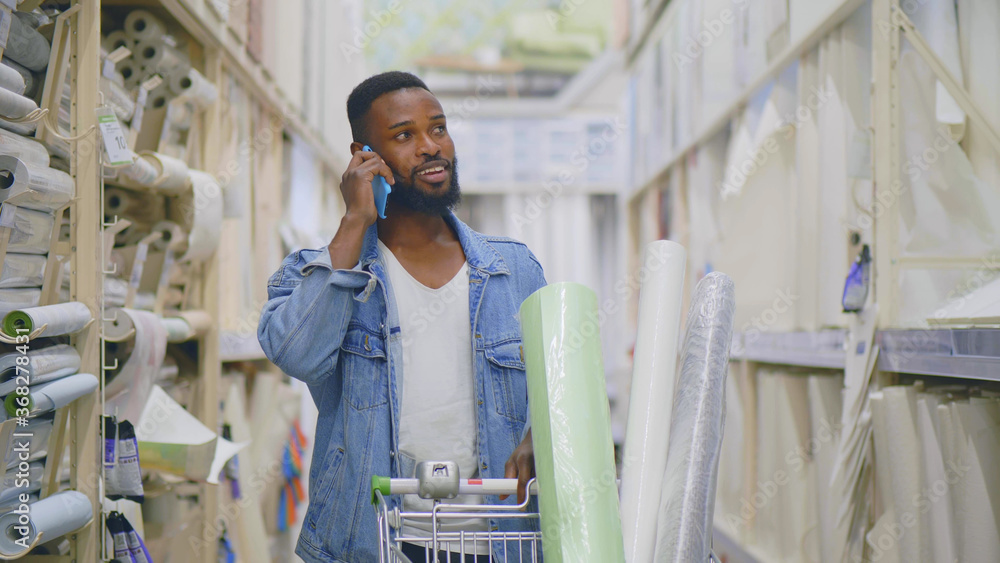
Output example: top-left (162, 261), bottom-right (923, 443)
top-left (362, 146), bottom-right (392, 219)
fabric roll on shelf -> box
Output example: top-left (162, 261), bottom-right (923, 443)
top-left (0, 343), bottom-right (81, 397)
top-left (654, 272), bottom-right (736, 563)
top-left (0, 288), bottom-right (41, 315)
top-left (0, 253), bottom-right (46, 288)
top-left (620, 240), bottom-right (687, 563)
top-left (0, 155), bottom-right (75, 212)
top-left (0, 64), bottom-right (25, 96)
top-left (135, 38), bottom-right (190, 75)
top-left (0, 86), bottom-right (39, 120)
top-left (138, 151), bottom-right (190, 194)
top-left (170, 169), bottom-right (223, 262)
top-left (0, 115), bottom-right (37, 136)
top-left (3, 15), bottom-right (50, 72)
top-left (0, 490), bottom-right (93, 558)
top-left (167, 67), bottom-right (218, 109)
top-left (162, 310), bottom-right (211, 342)
top-left (520, 282), bottom-right (626, 563)
top-left (116, 151), bottom-right (159, 186)
top-left (149, 220), bottom-right (185, 252)
top-left (0, 59), bottom-right (40, 100)
top-left (102, 30), bottom-right (133, 53)
top-left (118, 59), bottom-right (142, 90)
top-left (5, 205), bottom-right (55, 254)
top-left (3, 418), bottom-right (52, 467)
top-left (0, 461), bottom-right (44, 503)
top-left (124, 10), bottom-right (166, 43)
top-left (0, 128), bottom-right (51, 168)
top-left (104, 187), bottom-right (162, 225)
top-left (104, 308), bottom-right (168, 423)
top-left (1, 301), bottom-right (93, 338)
top-left (2, 372), bottom-right (99, 418)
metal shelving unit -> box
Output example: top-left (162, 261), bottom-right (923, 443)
top-left (730, 330), bottom-right (848, 370)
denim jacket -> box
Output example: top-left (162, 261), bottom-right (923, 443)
top-left (258, 212), bottom-right (545, 562)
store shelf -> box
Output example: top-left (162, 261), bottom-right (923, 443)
top-left (220, 330), bottom-right (266, 362)
top-left (627, 0), bottom-right (866, 199)
top-left (712, 525), bottom-right (764, 563)
top-left (877, 328), bottom-right (1000, 382)
top-left (730, 330), bottom-right (847, 370)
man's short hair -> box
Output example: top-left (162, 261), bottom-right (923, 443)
top-left (347, 71), bottom-right (430, 142)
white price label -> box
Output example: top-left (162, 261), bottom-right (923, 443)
top-left (97, 108), bottom-right (131, 165)
top-left (102, 58), bottom-right (116, 80)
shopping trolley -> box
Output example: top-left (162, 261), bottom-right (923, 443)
top-left (372, 461), bottom-right (541, 563)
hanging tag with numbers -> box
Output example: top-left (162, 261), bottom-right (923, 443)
top-left (97, 106), bottom-right (132, 166)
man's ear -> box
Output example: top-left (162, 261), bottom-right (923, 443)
top-left (350, 141), bottom-right (365, 154)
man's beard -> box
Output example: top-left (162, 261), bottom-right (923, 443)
top-left (390, 156), bottom-right (461, 215)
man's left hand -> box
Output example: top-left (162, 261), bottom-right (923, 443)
top-left (501, 429), bottom-right (534, 505)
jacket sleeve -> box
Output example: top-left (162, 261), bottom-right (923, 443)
top-left (257, 248), bottom-right (375, 385)
top-left (520, 248), bottom-right (548, 443)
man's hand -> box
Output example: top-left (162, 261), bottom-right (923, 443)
top-left (340, 149), bottom-right (395, 228)
top-left (501, 429), bottom-right (534, 505)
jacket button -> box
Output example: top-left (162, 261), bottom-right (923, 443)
top-left (390, 451), bottom-right (396, 458)
top-left (481, 463), bottom-right (487, 470)
top-left (477, 399), bottom-right (483, 406)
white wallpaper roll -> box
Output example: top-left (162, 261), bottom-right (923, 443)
top-left (6, 206), bottom-right (55, 255)
top-left (0, 59), bottom-right (40, 99)
top-left (138, 151), bottom-right (189, 194)
top-left (0, 156), bottom-right (75, 212)
top-left (883, 386), bottom-right (931, 562)
top-left (134, 38), bottom-right (189, 75)
top-left (0, 64), bottom-right (25, 96)
top-left (1, 301), bottom-right (92, 338)
top-left (0, 86), bottom-right (39, 120)
top-left (105, 308), bottom-right (167, 423)
top-left (916, 394), bottom-right (957, 563)
top-left (168, 67), bottom-right (218, 109)
top-left (124, 10), bottom-right (166, 43)
top-left (175, 170), bottom-right (223, 262)
top-left (0, 253), bottom-right (45, 289)
top-left (0, 288), bottom-right (40, 316)
top-left (24, 372), bottom-right (99, 415)
top-left (149, 220), bottom-right (185, 252)
top-left (0, 491), bottom-right (92, 557)
top-left (0, 129), bottom-right (50, 168)
top-left (99, 77), bottom-right (136, 123)
top-left (0, 343), bottom-right (80, 397)
top-left (620, 240), bottom-right (686, 563)
top-left (119, 152), bottom-right (159, 186)
top-left (102, 30), bottom-right (133, 54)
top-left (118, 59), bottom-right (142, 90)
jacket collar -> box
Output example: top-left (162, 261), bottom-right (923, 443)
top-left (359, 211), bottom-right (510, 275)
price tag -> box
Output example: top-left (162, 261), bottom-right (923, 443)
top-left (131, 87), bottom-right (149, 128)
top-left (0, 203), bottom-right (15, 228)
top-left (96, 107), bottom-right (131, 166)
top-left (102, 58), bottom-right (117, 80)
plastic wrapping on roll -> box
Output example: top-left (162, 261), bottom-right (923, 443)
top-left (0, 490), bottom-right (92, 557)
top-left (168, 67), bottom-right (218, 108)
top-left (162, 310), bottom-right (210, 342)
top-left (520, 282), bottom-right (626, 563)
top-left (124, 10), bottom-right (166, 43)
top-left (0, 64), bottom-right (25, 96)
top-left (105, 309), bottom-right (167, 423)
top-left (0, 288), bottom-right (41, 315)
top-left (1, 59), bottom-right (41, 99)
top-left (0, 156), bottom-right (75, 212)
top-left (621, 241), bottom-right (686, 563)
top-left (5, 206), bottom-right (54, 254)
top-left (1, 301), bottom-right (92, 338)
top-left (3, 418), bottom-right (51, 468)
top-left (119, 152), bottom-right (158, 186)
top-left (0, 253), bottom-right (45, 288)
top-left (138, 151), bottom-right (189, 193)
top-left (3, 15), bottom-right (50, 72)
top-left (4, 373), bottom-right (99, 417)
top-left (104, 187), bottom-right (162, 224)
top-left (148, 220), bottom-right (184, 252)
top-left (118, 59), bottom-right (141, 90)
top-left (135, 38), bottom-right (189, 75)
top-left (0, 343), bottom-right (81, 396)
top-left (0, 461), bottom-right (44, 504)
top-left (653, 272), bottom-right (736, 563)
top-left (170, 170), bottom-right (222, 262)
top-left (0, 129), bottom-right (50, 168)
top-left (99, 77), bottom-right (136, 123)
top-left (0, 86), bottom-right (39, 120)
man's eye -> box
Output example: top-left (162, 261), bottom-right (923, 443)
top-left (434, 125), bottom-right (446, 133)
top-left (395, 131), bottom-right (411, 140)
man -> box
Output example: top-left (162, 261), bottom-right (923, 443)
top-left (258, 71), bottom-right (544, 563)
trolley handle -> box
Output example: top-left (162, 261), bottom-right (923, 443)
top-left (371, 461), bottom-right (538, 504)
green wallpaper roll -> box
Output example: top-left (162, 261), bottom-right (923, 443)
top-left (519, 282), bottom-right (625, 563)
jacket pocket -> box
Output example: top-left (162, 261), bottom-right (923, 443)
top-left (485, 339), bottom-right (528, 422)
top-left (340, 325), bottom-right (389, 410)
top-left (307, 446), bottom-right (346, 529)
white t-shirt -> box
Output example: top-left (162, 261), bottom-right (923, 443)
top-left (378, 241), bottom-right (489, 551)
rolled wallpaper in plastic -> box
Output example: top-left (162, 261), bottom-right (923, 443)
top-left (0, 81), bottom-right (39, 120)
top-left (175, 169), bottom-right (223, 262)
top-left (1, 59), bottom-right (41, 100)
top-left (915, 394), bottom-right (957, 563)
top-left (163, 310), bottom-right (210, 342)
top-left (102, 30), bottom-right (132, 53)
top-left (654, 272), bottom-right (736, 563)
top-left (105, 308), bottom-right (167, 423)
top-left (168, 68), bottom-right (218, 109)
top-left (3, 418), bottom-right (51, 468)
top-left (135, 38), bottom-right (189, 74)
top-left (0, 156), bottom-right (75, 212)
top-left (124, 10), bottom-right (166, 43)
top-left (0, 63), bottom-right (24, 95)
top-left (0, 343), bottom-right (81, 396)
top-left (119, 152), bottom-right (158, 186)
top-left (3, 16), bottom-right (50, 72)
top-left (0, 490), bottom-right (92, 557)
top-left (0, 289), bottom-right (40, 316)
top-left (99, 77), bottom-right (136, 123)
top-left (6, 206), bottom-right (54, 255)
top-left (1, 301), bottom-right (92, 338)
top-left (0, 129), bottom-right (50, 168)
top-left (621, 240), bottom-right (686, 563)
top-left (4, 373), bottom-right (98, 417)
top-left (0, 253), bottom-right (45, 288)
top-left (0, 461), bottom-right (44, 503)
top-left (882, 386), bottom-right (931, 562)
top-left (138, 151), bottom-right (189, 194)
top-left (519, 282), bottom-right (625, 563)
